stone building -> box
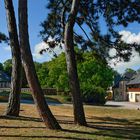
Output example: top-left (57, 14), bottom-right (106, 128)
top-left (113, 71), bottom-right (136, 101)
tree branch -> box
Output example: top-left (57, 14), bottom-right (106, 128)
top-left (76, 22), bottom-right (91, 42)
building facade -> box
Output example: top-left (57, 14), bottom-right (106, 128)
top-left (127, 74), bottom-right (140, 102)
top-left (113, 71), bottom-right (136, 101)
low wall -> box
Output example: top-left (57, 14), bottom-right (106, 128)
top-left (0, 88), bottom-right (57, 95)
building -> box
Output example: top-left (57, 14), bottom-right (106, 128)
top-left (113, 71), bottom-right (136, 101)
top-left (0, 71), bottom-right (11, 88)
top-left (127, 73), bottom-right (140, 102)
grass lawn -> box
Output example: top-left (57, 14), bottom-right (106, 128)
top-left (0, 104), bottom-right (140, 140)
top-left (0, 91), bottom-right (70, 104)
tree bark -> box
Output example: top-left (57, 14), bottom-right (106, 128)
top-left (4, 0), bottom-right (22, 116)
top-left (18, 0), bottom-right (61, 130)
top-left (64, 0), bottom-right (87, 125)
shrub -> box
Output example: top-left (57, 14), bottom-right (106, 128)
top-left (82, 86), bottom-right (107, 105)
top-left (64, 95), bottom-right (72, 102)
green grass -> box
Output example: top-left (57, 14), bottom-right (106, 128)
top-left (0, 91), bottom-right (70, 104)
top-left (0, 91), bottom-right (33, 102)
top-left (0, 104), bottom-right (140, 140)
top-left (46, 95), bottom-right (71, 103)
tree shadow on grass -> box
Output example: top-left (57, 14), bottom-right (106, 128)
top-left (62, 128), bottom-right (140, 140)
top-left (0, 115), bottom-right (42, 122)
top-left (86, 116), bottom-right (140, 139)
top-left (0, 115), bottom-right (74, 124)
top-left (61, 116), bottom-right (140, 139)
top-left (0, 115), bottom-right (75, 127)
top-left (0, 126), bottom-right (45, 129)
top-left (88, 116), bottom-right (140, 126)
top-left (0, 115), bottom-right (140, 139)
top-left (0, 135), bottom-right (93, 140)
top-left (87, 126), bottom-right (140, 139)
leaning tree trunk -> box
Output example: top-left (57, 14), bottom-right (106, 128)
top-left (4, 0), bottom-right (22, 116)
top-left (18, 0), bottom-right (61, 130)
top-left (64, 0), bottom-right (86, 126)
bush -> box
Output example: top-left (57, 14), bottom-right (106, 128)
top-left (82, 87), bottom-right (107, 105)
top-left (64, 95), bottom-right (72, 102)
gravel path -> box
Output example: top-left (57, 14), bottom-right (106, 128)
top-left (105, 101), bottom-right (140, 110)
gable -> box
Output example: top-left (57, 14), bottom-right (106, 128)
top-left (127, 73), bottom-right (140, 85)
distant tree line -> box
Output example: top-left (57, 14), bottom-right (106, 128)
top-left (0, 50), bottom-right (114, 104)
top-left (1, 57), bottom-right (139, 104)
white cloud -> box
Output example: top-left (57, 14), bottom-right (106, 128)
top-left (109, 48), bottom-right (117, 57)
top-left (33, 42), bottom-right (48, 59)
top-left (109, 30), bottom-right (140, 73)
top-left (110, 50), bottom-right (140, 73)
top-left (33, 40), bottom-right (64, 60)
top-left (119, 30), bottom-right (140, 45)
top-left (2, 45), bottom-right (11, 51)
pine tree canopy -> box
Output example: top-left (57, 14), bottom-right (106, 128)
top-left (40, 0), bottom-right (140, 62)
top-left (0, 32), bottom-right (8, 43)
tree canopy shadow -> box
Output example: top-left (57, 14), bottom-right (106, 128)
top-left (0, 115), bottom-right (140, 139)
top-left (0, 135), bottom-right (93, 140)
top-left (86, 116), bottom-right (140, 139)
top-left (0, 115), bottom-right (42, 122)
top-left (61, 115), bottom-right (140, 139)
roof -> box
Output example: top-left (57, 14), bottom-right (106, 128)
top-left (0, 71), bottom-right (11, 82)
top-left (113, 71), bottom-right (136, 88)
top-left (122, 71), bottom-right (136, 81)
top-left (127, 73), bottom-right (140, 85)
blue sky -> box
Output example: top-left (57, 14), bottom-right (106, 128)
top-left (0, 0), bottom-right (50, 62)
top-left (0, 1), bottom-right (140, 73)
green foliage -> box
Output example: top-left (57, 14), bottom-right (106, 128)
top-left (3, 59), bottom-right (12, 76)
top-left (35, 62), bottom-right (49, 87)
top-left (77, 51), bottom-right (113, 104)
top-left (35, 51), bottom-right (114, 104)
top-left (34, 62), bottom-right (42, 72)
top-left (47, 95), bottom-right (72, 103)
top-left (125, 68), bottom-right (136, 73)
top-left (2, 59), bottom-right (28, 87)
top-left (82, 86), bottom-right (107, 105)
top-left (34, 53), bottom-right (69, 91)
top-left (0, 63), bottom-right (3, 71)
top-left (1, 51), bottom-right (114, 104)
top-left (78, 51), bottom-right (114, 91)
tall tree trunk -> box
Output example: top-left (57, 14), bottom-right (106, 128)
top-left (4, 0), bottom-right (22, 116)
top-left (64, 0), bottom-right (87, 126)
top-left (18, 0), bottom-right (61, 130)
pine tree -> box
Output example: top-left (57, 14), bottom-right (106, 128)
top-left (18, 0), bottom-right (61, 130)
top-left (4, 0), bottom-right (22, 116)
top-left (41, 0), bottom-right (140, 61)
top-left (64, 0), bottom-right (87, 125)
top-left (40, 0), bottom-right (140, 125)
top-left (0, 32), bottom-right (8, 43)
